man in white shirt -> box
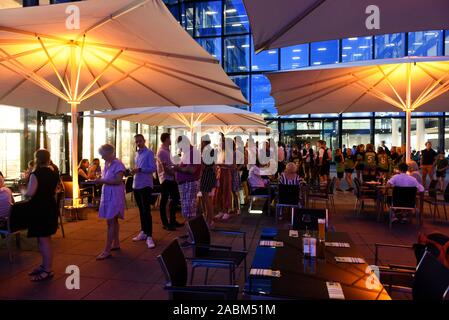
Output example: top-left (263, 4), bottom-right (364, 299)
top-left (387, 162), bottom-right (424, 223)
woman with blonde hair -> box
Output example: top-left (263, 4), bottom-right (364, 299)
top-left (407, 161), bottom-right (423, 186)
top-left (95, 144), bottom-right (126, 260)
top-left (279, 162), bottom-right (302, 185)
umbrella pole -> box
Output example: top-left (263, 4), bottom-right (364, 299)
top-left (70, 102), bottom-right (80, 206)
top-left (405, 109), bottom-right (412, 162)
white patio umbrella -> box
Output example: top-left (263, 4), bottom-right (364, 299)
top-left (0, 0), bottom-right (247, 203)
top-left (243, 0), bottom-right (449, 52)
top-left (90, 105), bottom-right (266, 137)
top-left (267, 56), bottom-right (449, 161)
top-left (202, 125), bottom-right (271, 136)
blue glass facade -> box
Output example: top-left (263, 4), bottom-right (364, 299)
top-left (163, 0), bottom-right (449, 120)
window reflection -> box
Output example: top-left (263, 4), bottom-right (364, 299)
top-left (251, 75), bottom-right (277, 116)
top-left (281, 44), bottom-right (309, 70)
top-left (196, 37), bottom-right (222, 63)
top-left (311, 40), bottom-right (339, 66)
top-left (375, 33), bottom-right (406, 59)
top-left (251, 40), bottom-right (278, 71)
top-left (224, 35), bottom-right (250, 72)
top-left (408, 30), bottom-right (443, 56)
top-left (342, 37), bottom-right (372, 62)
top-left (195, 1), bottom-right (222, 37)
top-left (224, 0), bottom-right (249, 35)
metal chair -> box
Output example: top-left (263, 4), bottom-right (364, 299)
top-left (247, 180), bottom-right (271, 214)
top-left (413, 250), bottom-right (449, 300)
top-left (157, 239), bottom-right (239, 300)
top-left (0, 214), bottom-right (22, 263)
top-left (424, 180), bottom-right (448, 222)
top-left (276, 184), bottom-right (300, 225)
top-left (308, 177), bottom-right (336, 214)
top-left (353, 177), bottom-right (378, 216)
top-left (187, 215), bottom-right (247, 285)
top-left (389, 187), bottom-right (418, 229)
top-left (61, 181), bottom-right (88, 221)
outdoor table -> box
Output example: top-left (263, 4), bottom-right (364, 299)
top-left (244, 229), bottom-right (391, 300)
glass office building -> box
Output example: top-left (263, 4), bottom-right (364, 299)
top-left (0, 0), bottom-right (449, 178)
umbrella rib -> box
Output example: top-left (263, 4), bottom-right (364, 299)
top-left (255, 0), bottom-right (327, 52)
top-left (0, 45), bottom-right (59, 64)
top-left (55, 54), bottom-right (71, 115)
top-left (413, 63), bottom-right (449, 108)
top-left (80, 64), bottom-right (144, 102)
top-left (117, 51), bottom-right (239, 91)
top-left (351, 80), bottom-right (404, 110)
top-left (0, 48), bottom-right (69, 102)
top-left (141, 63), bottom-right (249, 105)
top-left (37, 37), bottom-right (72, 99)
top-left (0, 46), bottom-right (65, 102)
top-left (77, 49), bottom-right (124, 101)
top-left (85, 48), bottom-right (180, 106)
top-left (84, 40), bottom-right (218, 64)
top-left (82, 57), bottom-right (116, 110)
top-left (376, 65), bottom-right (406, 108)
top-left (79, 0), bottom-right (151, 37)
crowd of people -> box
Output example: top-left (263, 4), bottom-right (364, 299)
top-left (0, 133), bottom-right (448, 281)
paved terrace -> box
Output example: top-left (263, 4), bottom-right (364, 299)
top-left (1, 187), bottom-right (448, 300)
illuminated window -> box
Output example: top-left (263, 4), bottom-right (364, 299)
top-left (408, 30), bottom-right (443, 56)
top-left (281, 44), bottom-right (309, 70)
top-left (311, 40), bottom-right (339, 66)
top-left (342, 37), bottom-right (372, 62)
top-left (195, 1), bottom-right (222, 37)
top-left (196, 37), bottom-right (222, 64)
top-left (224, 35), bottom-right (250, 72)
top-left (375, 33), bottom-right (406, 59)
top-left (224, 0), bottom-right (249, 35)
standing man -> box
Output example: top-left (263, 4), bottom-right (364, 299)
top-left (302, 142), bottom-right (314, 182)
top-left (420, 141), bottom-right (437, 189)
top-left (277, 142), bottom-right (286, 175)
top-left (317, 140), bottom-right (332, 184)
top-left (381, 140), bottom-right (390, 157)
top-left (131, 134), bottom-right (157, 249)
top-left (157, 133), bottom-right (183, 231)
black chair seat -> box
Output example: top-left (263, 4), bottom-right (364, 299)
top-left (196, 249), bottom-right (246, 266)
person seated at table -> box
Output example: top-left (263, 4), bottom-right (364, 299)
top-left (88, 158), bottom-right (101, 180)
top-left (248, 164), bottom-right (275, 200)
top-left (279, 162), bottom-right (303, 185)
top-left (387, 162), bottom-right (424, 223)
top-left (78, 159), bottom-right (90, 182)
top-left (407, 161), bottom-right (423, 186)
top-left (0, 176), bottom-right (13, 225)
top-left (23, 160), bottom-right (35, 183)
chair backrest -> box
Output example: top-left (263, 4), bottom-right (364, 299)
top-left (157, 239), bottom-right (188, 287)
top-left (62, 181), bottom-right (74, 199)
top-left (293, 208), bottom-right (328, 231)
top-left (187, 215), bottom-right (211, 257)
top-left (428, 179), bottom-right (438, 198)
top-left (392, 187), bottom-right (417, 208)
top-left (125, 176), bottom-right (134, 194)
top-left (278, 184), bottom-right (300, 205)
top-left (413, 250), bottom-right (449, 300)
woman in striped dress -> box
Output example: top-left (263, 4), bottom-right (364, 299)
top-left (279, 162), bottom-right (303, 185)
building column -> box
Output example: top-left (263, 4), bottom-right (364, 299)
top-left (415, 118), bottom-right (425, 152)
top-left (439, 117), bottom-right (446, 153)
top-left (391, 118), bottom-right (401, 147)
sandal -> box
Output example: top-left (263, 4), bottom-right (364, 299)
top-left (30, 270), bottom-right (54, 282)
top-left (28, 265), bottom-right (45, 276)
top-left (96, 251), bottom-right (112, 260)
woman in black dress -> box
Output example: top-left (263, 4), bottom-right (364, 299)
top-left (200, 136), bottom-right (217, 227)
top-left (25, 149), bottom-right (60, 281)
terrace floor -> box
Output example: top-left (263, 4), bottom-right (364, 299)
top-left (1, 184), bottom-right (448, 300)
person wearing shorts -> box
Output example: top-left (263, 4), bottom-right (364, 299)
top-left (435, 152), bottom-right (448, 192)
top-left (344, 148), bottom-right (355, 191)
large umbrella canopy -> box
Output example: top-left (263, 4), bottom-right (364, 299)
top-left (243, 0), bottom-right (449, 52)
top-left (90, 105), bottom-right (266, 130)
top-left (268, 56), bottom-right (449, 161)
top-left (0, 0), bottom-right (247, 203)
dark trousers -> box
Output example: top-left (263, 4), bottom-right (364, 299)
top-left (159, 180), bottom-right (180, 226)
top-left (134, 187), bottom-right (153, 236)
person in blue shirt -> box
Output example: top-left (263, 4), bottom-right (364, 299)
top-left (131, 134), bottom-right (157, 249)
